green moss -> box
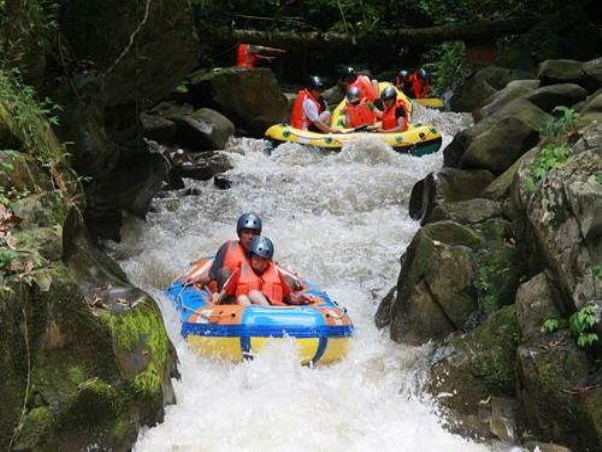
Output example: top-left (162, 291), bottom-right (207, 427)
top-left (133, 362), bottom-right (161, 399)
top-left (11, 406), bottom-right (53, 450)
top-left (472, 306), bottom-right (519, 394)
top-left (111, 299), bottom-right (168, 368)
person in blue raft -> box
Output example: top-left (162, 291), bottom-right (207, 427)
top-left (181, 214), bottom-right (313, 305)
top-left (212, 236), bottom-right (316, 306)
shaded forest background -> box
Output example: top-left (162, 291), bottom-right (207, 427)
top-left (190, 0), bottom-right (600, 92)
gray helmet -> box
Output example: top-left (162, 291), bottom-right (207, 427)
top-left (340, 66), bottom-right (357, 83)
top-left (346, 86), bottom-right (362, 104)
top-left (417, 68), bottom-right (431, 82)
top-left (398, 69), bottom-right (409, 80)
top-left (307, 75), bottom-right (325, 91)
top-left (380, 86), bottom-right (397, 102)
top-left (236, 212), bottom-right (262, 233)
top-left (248, 236), bottom-right (274, 260)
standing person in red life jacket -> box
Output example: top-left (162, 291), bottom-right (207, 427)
top-left (339, 66), bottom-right (379, 103)
top-left (235, 43), bottom-right (286, 69)
top-left (343, 86), bottom-right (376, 129)
top-left (393, 69), bottom-right (413, 98)
top-left (408, 68), bottom-right (432, 99)
top-left (213, 236), bottom-right (316, 306)
top-left (290, 76), bottom-right (337, 133)
top-left (369, 86), bottom-right (409, 133)
top-left (181, 212), bottom-right (262, 288)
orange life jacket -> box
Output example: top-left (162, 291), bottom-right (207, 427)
top-left (222, 241), bottom-right (248, 272)
top-left (382, 100), bottom-right (408, 131)
top-left (290, 89), bottom-right (322, 130)
top-left (344, 101), bottom-right (375, 128)
top-left (236, 44), bottom-right (258, 68)
top-left (234, 261), bottom-right (286, 305)
top-left (408, 72), bottom-right (430, 99)
top-left (349, 75), bottom-right (377, 102)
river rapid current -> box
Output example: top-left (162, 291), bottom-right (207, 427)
top-left (111, 107), bottom-right (504, 451)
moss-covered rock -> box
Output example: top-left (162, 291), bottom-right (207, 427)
top-left (429, 306), bottom-right (520, 437)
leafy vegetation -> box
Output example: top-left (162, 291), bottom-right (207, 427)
top-left (0, 0), bottom-right (58, 68)
top-left (523, 107), bottom-right (577, 195)
top-left (541, 317), bottom-right (562, 334)
top-left (569, 304), bottom-right (599, 348)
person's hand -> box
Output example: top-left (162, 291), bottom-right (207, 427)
top-left (300, 294), bottom-right (320, 305)
top-left (212, 292), bottom-right (221, 305)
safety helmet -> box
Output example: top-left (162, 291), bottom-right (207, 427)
top-left (380, 86), bottom-right (397, 102)
top-left (307, 75), bottom-right (325, 91)
top-left (346, 86), bottom-right (362, 104)
top-left (236, 212), bottom-right (262, 234)
top-left (397, 69), bottom-right (409, 80)
top-left (417, 68), bottom-right (431, 81)
top-left (248, 236), bottom-right (274, 260)
top-left (340, 66), bottom-right (357, 83)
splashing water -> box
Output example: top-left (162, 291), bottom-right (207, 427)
top-left (112, 109), bottom-right (501, 451)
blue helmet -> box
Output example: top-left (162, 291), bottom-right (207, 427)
top-left (248, 236), bottom-right (274, 260)
top-left (236, 213), bottom-right (262, 234)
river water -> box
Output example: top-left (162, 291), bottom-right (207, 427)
top-left (112, 106), bottom-right (502, 451)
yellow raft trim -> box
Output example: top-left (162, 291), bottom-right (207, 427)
top-left (186, 335), bottom-right (352, 365)
top-left (415, 98), bottom-right (444, 109)
top-left (265, 123), bottom-right (441, 150)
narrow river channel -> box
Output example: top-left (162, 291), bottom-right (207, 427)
top-left (111, 106), bottom-right (501, 451)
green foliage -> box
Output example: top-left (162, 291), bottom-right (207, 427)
top-left (423, 42), bottom-right (469, 95)
top-left (541, 317), bottom-right (562, 334)
top-left (569, 304), bottom-right (599, 348)
top-left (0, 248), bottom-right (20, 269)
top-left (523, 143), bottom-right (572, 195)
top-left (594, 265), bottom-right (602, 280)
top-left (0, 70), bottom-right (65, 164)
top-left (541, 106), bottom-right (578, 140)
top-left (0, 0), bottom-right (58, 68)
top-left (475, 265), bottom-right (497, 313)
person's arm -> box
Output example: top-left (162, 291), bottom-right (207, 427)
top-left (208, 243), bottom-right (229, 281)
top-left (213, 268), bottom-right (239, 304)
top-left (303, 99), bottom-right (336, 133)
top-left (251, 44), bottom-right (286, 55)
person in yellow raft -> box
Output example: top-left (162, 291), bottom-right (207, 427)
top-left (368, 86), bottom-right (409, 133)
top-left (212, 236), bottom-right (316, 306)
top-left (290, 76), bottom-right (337, 134)
top-left (343, 86), bottom-right (377, 129)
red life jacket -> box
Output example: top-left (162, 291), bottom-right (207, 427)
top-left (222, 241), bottom-right (248, 272)
top-left (408, 72), bottom-right (430, 99)
top-left (290, 89), bottom-right (322, 130)
top-left (233, 261), bottom-right (286, 305)
top-left (344, 101), bottom-right (375, 128)
top-left (349, 75), bottom-right (377, 102)
top-left (382, 100), bottom-right (408, 131)
top-left (236, 44), bottom-right (258, 68)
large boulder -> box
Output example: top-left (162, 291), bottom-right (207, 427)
top-left (450, 66), bottom-right (532, 112)
top-left (409, 168), bottom-right (495, 224)
top-left (428, 306), bottom-right (520, 439)
top-left (472, 80), bottom-right (539, 122)
top-left (59, 0), bottom-right (198, 111)
top-left (578, 92), bottom-right (602, 126)
top-left (526, 83), bottom-right (588, 113)
top-left (459, 117), bottom-right (540, 175)
top-left (583, 57), bottom-right (602, 86)
top-left (444, 99), bottom-right (551, 168)
top-left (380, 222), bottom-right (482, 344)
top-left (525, 149), bottom-right (602, 314)
top-left (516, 273), bottom-right (602, 450)
top-left (187, 68), bottom-right (289, 137)
top-left (175, 108), bottom-right (235, 151)
top-left (536, 59), bottom-right (595, 91)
